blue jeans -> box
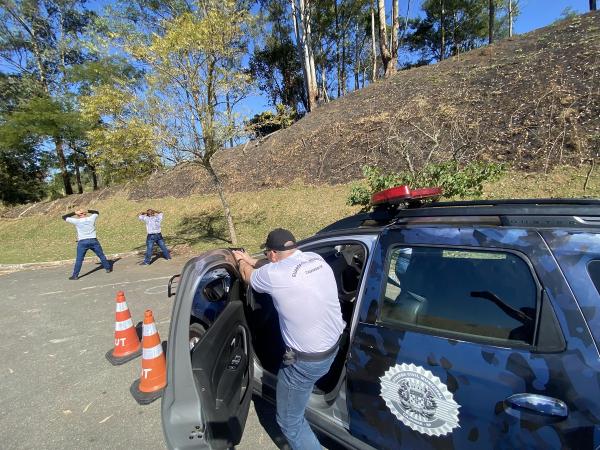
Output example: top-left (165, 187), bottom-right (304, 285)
top-left (72, 238), bottom-right (110, 277)
top-left (276, 350), bottom-right (338, 450)
top-left (144, 233), bottom-right (170, 263)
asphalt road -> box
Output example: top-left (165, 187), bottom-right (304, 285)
top-left (0, 254), bottom-right (285, 450)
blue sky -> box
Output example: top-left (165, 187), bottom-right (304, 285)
top-left (513, 0), bottom-right (592, 33)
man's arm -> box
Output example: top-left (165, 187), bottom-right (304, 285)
top-left (232, 250), bottom-right (258, 284)
top-left (62, 212), bottom-right (76, 221)
top-left (88, 210), bottom-right (99, 215)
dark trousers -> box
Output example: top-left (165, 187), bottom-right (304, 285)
top-left (72, 238), bottom-right (110, 277)
top-left (144, 233), bottom-right (171, 263)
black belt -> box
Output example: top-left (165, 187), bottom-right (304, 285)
top-left (289, 334), bottom-right (342, 362)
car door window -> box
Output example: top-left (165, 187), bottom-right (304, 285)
top-left (380, 246), bottom-right (538, 345)
top-left (588, 260), bottom-right (600, 296)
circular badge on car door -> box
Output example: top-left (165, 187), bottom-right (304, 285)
top-left (380, 363), bottom-right (460, 436)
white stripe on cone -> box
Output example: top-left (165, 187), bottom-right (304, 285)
top-left (143, 343), bottom-right (163, 360)
top-left (115, 318), bottom-right (134, 331)
top-left (116, 302), bottom-right (129, 312)
top-left (143, 323), bottom-right (157, 336)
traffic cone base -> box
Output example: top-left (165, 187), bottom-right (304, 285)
top-left (106, 291), bottom-right (142, 366)
top-left (130, 378), bottom-right (165, 405)
top-left (105, 347), bottom-right (142, 365)
top-left (130, 310), bottom-right (167, 405)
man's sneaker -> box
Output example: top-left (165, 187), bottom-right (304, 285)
top-left (69, 275), bottom-right (78, 280)
top-left (106, 265), bottom-right (112, 273)
top-left (140, 262), bottom-right (150, 266)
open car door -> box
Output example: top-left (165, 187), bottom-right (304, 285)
top-left (162, 250), bottom-right (253, 449)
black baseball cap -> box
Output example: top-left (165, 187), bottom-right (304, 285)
top-left (262, 228), bottom-right (297, 251)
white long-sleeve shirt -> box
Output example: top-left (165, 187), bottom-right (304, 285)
top-left (139, 213), bottom-right (163, 234)
top-left (65, 214), bottom-right (98, 240)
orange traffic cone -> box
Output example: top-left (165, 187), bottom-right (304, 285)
top-left (130, 310), bottom-right (167, 405)
top-left (105, 291), bottom-right (142, 365)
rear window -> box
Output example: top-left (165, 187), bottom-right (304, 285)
top-left (380, 246), bottom-right (538, 345)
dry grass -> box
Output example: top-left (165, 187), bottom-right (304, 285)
top-left (1, 166), bottom-right (599, 264)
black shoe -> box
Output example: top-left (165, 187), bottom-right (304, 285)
top-left (69, 275), bottom-right (78, 280)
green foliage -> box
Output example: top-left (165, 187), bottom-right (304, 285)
top-left (246, 104), bottom-right (299, 138)
top-left (347, 161), bottom-right (506, 208)
top-left (0, 75), bottom-right (49, 205)
top-left (405, 0), bottom-right (512, 63)
top-left (250, 37), bottom-right (305, 111)
top-left (555, 7), bottom-right (579, 23)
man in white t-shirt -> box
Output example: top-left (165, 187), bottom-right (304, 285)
top-left (233, 229), bottom-right (344, 450)
top-left (62, 208), bottom-right (112, 280)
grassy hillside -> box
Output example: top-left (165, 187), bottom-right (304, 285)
top-left (1, 165), bottom-right (599, 264)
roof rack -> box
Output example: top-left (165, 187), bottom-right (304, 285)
top-left (319, 197), bottom-right (600, 234)
top-left (415, 198), bottom-right (600, 208)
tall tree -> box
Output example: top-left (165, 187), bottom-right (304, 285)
top-left (488, 0), bottom-right (495, 44)
top-left (0, 74), bottom-right (47, 205)
top-left (377, 0), bottom-right (399, 77)
top-left (370, 0), bottom-right (377, 79)
top-left (250, 0), bottom-right (306, 111)
top-left (406, 0), bottom-right (500, 64)
top-left (0, 0), bottom-right (97, 196)
top-left (103, 0), bottom-right (254, 245)
top-left (507, 0), bottom-right (514, 37)
top-left (291, 0), bottom-right (318, 110)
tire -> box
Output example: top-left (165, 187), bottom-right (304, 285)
top-left (189, 322), bottom-right (206, 351)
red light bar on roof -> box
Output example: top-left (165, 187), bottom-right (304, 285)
top-left (371, 185), bottom-right (443, 206)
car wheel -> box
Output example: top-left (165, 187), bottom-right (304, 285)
top-left (189, 322), bottom-right (206, 351)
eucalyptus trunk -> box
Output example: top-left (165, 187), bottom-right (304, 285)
top-left (488, 0), bottom-right (495, 44)
top-left (377, 0), bottom-right (394, 77)
top-left (508, 0), bottom-right (513, 37)
top-left (370, 0), bottom-right (377, 81)
top-left (55, 137), bottom-right (73, 195)
top-left (440, 0), bottom-right (446, 61)
top-left (75, 163), bottom-right (83, 194)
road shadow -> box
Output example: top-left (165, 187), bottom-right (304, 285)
top-left (79, 257), bottom-right (121, 278)
top-left (252, 393), bottom-right (344, 450)
top-left (252, 394), bottom-right (290, 449)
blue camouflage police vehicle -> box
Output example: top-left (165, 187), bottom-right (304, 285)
top-left (161, 185), bottom-right (600, 449)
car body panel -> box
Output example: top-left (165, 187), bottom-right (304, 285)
top-left (542, 230), bottom-right (600, 349)
top-left (347, 226), bottom-right (600, 449)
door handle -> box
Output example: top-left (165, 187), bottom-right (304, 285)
top-left (504, 393), bottom-right (568, 418)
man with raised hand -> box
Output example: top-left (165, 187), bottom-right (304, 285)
top-left (233, 228), bottom-right (344, 450)
top-left (138, 208), bottom-right (171, 265)
top-left (62, 208), bottom-right (112, 280)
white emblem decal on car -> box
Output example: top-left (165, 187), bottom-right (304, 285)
top-left (380, 363), bottom-right (460, 436)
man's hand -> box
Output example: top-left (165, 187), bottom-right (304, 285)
top-left (232, 250), bottom-right (259, 284)
top-left (232, 250), bottom-right (258, 267)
